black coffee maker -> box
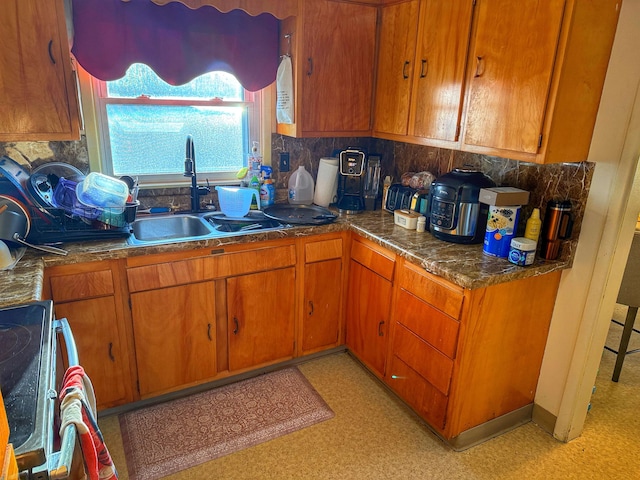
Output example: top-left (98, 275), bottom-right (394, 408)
top-left (336, 148), bottom-right (367, 214)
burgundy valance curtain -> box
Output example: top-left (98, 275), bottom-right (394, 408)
top-left (71, 0), bottom-right (279, 91)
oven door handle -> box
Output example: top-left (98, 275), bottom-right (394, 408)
top-left (49, 317), bottom-right (79, 480)
top-left (55, 317), bottom-right (79, 367)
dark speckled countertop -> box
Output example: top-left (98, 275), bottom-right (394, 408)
top-left (0, 209), bottom-right (569, 308)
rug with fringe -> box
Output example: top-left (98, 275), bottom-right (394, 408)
top-left (119, 367), bottom-right (334, 480)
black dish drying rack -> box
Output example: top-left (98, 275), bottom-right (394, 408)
top-left (27, 205), bottom-right (135, 244)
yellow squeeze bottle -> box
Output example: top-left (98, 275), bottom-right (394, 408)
top-left (524, 208), bottom-right (542, 243)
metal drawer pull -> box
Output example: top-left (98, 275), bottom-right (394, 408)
top-left (420, 59), bottom-right (428, 78)
top-left (307, 57), bottom-right (313, 76)
top-left (233, 317), bottom-right (239, 335)
top-left (48, 39), bottom-right (56, 64)
top-left (378, 320), bottom-right (385, 336)
top-left (308, 301), bottom-right (314, 316)
top-left (207, 323), bottom-right (212, 341)
top-left (108, 342), bottom-right (115, 362)
top-left (474, 55), bottom-right (485, 77)
top-left (402, 60), bottom-right (410, 79)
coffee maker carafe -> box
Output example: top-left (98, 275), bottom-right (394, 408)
top-left (336, 148), bottom-right (366, 214)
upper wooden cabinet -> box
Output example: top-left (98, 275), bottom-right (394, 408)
top-left (373, 0), bottom-right (473, 146)
top-left (373, 0), bottom-right (621, 164)
top-left (0, 0), bottom-right (80, 141)
top-left (276, 0), bottom-right (378, 137)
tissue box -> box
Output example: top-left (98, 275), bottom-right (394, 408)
top-left (479, 187), bottom-right (530, 206)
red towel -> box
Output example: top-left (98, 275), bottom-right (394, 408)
top-left (59, 366), bottom-right (118, 480)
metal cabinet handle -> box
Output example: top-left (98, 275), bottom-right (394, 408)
top-left (474, 55), bottom-right (485, 78)
top-left (378, 320), bottom-right (385, 337)
top-left (233, 317), bottom-right (239, 335)
top-left (420, 59), bottom-right (428, 78)
top-left (48, 39), bottom-right (56, 64)
top-left (108, 342), bottom-right (115, 362)
top-left (307, 57), bottom-right (314, 76)
top-left (308, 301), bottom-right (314, 316)
top-left (207, 323), bottom-right (212, 341)
top-left (402, 60), bottom-right (410, 79)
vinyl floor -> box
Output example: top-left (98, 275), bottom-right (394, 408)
top-left (99, 304), bottom-right (640, 479)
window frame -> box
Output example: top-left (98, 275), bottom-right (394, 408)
top-left (78, 63), bottom-right (271, 188)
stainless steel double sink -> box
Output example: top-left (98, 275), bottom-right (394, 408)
top-left (127, 211), bottom-right (288, 245)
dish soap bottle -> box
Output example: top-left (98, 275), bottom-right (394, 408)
top-left (248, 142), bottom-right (262, 210)
top-left (524, 208), bottom-right (542, 243)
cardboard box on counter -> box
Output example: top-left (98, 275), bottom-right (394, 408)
top-left (479, 187), bottom-right (530, 206)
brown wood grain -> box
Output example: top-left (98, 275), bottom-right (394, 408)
top-left (305, 237), bottom-right (343, 263)
top-left (395, 288), bottom-right (460, 359)
top-left (373, 0), bottom-right (419, 136)
top-left (227, 268), bottom-right (296, 371)
top-left (49, 269), bottom-right (114, 302)
top-left (131, 282), bottom-right (217, 398)
top-left (55, 297), bottom-right (130, 409)
top-left (0, 0), bottom-right (79, 141)
top-left (398, 260), bottom-right (463, 319)
top-left (410, 0), bottom-right (473, 141)
top-left (445, 270), bottom-right (562, 438)
top-left (302, 259), bottom-right (342, 352)
top-left (345, 260), bottom-right (392, 377)
top-left (350, 237), bottom-right (396, 281)
top-left (462, 0), bottom-right (565, 154)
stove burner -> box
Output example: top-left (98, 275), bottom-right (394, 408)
top-left (0, 323), bottom-right (33, 365)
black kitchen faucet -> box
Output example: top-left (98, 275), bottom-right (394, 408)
top-left (184, 134), bottom-right (210, 213)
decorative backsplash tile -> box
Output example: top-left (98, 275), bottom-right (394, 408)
top-left (0, 135), bottom-right (591, 263)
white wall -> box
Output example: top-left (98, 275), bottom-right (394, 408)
top-left (534, 0), bottom-right (640, 441)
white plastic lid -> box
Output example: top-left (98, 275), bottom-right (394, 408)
top-left (510, 237), bottom-right (537, 251)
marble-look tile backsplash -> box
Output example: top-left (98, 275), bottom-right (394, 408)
top-left (1, 135), bottom-right (592, 263)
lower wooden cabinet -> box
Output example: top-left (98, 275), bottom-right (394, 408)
top-left (346, 237), bottom-right (396, 378)
top-left (385, 257), bottom-right (562, 447)
top-left (45, 262), bottom-right (133, 410)
top-left (54, 297), bottom-right (131, 409)
top-left (130, 282), bottom-right (217, 398)
top-left (227, 267), bottom-right (296, 371)
top-left (300, 235), bottom-right (345, 355)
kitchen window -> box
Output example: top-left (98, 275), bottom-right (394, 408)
top-left (86, 63), bottom-right (264, 186)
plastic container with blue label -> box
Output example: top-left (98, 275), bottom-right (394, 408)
top-left (508, 237), bottom-right (537, 266)
top-left (483, 205), bottom-right (521, 258)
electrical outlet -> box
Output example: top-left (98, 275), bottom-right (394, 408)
top-left (279, 152), bottom-right (290, 172)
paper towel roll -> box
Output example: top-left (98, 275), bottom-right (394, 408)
top-left (313, 157), bottom-right (339, 207)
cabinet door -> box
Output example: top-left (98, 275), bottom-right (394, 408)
top-left (131, 282), bottom-right (217, 398)
top-left (300, 0), bottom-right (377, 134)
top-left (462, 0), bottom-right (565, 154)
top-left (303, 259), bottom-right (342, 353)
top-left (0, 0), bottom-right (79, 140)
top-left (55, 297), bottom-right (130, 410)
top-left (227, 268), bottom-right (295, 371)
top-left (345, 260), bottom-right (392, 377)
top-left (373, 0), bottom-right (419, 136)
top-left (410, 0), bottom-right (474, 142)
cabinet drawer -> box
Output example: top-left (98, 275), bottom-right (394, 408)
top-left (387, 355), bottom-right (448, 430)
top-left (351, 239), bottom-right (395, 281)
top-left (50, 270), bottom-right (114, 302)
top-left (305, 238), bottom-right (342, 263)
top-left (127, 257), bottom-right (212, 292)
top-left (396, 289), bottom-right (459, 359)
top-left (128, 245), bottom-right (297, 292)
top-left (211, 244), bottom-right (296, 278)
top-left (393, 323), bottom-right (453, 395)
top-left (398, 261), bottom-right (463, 319)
